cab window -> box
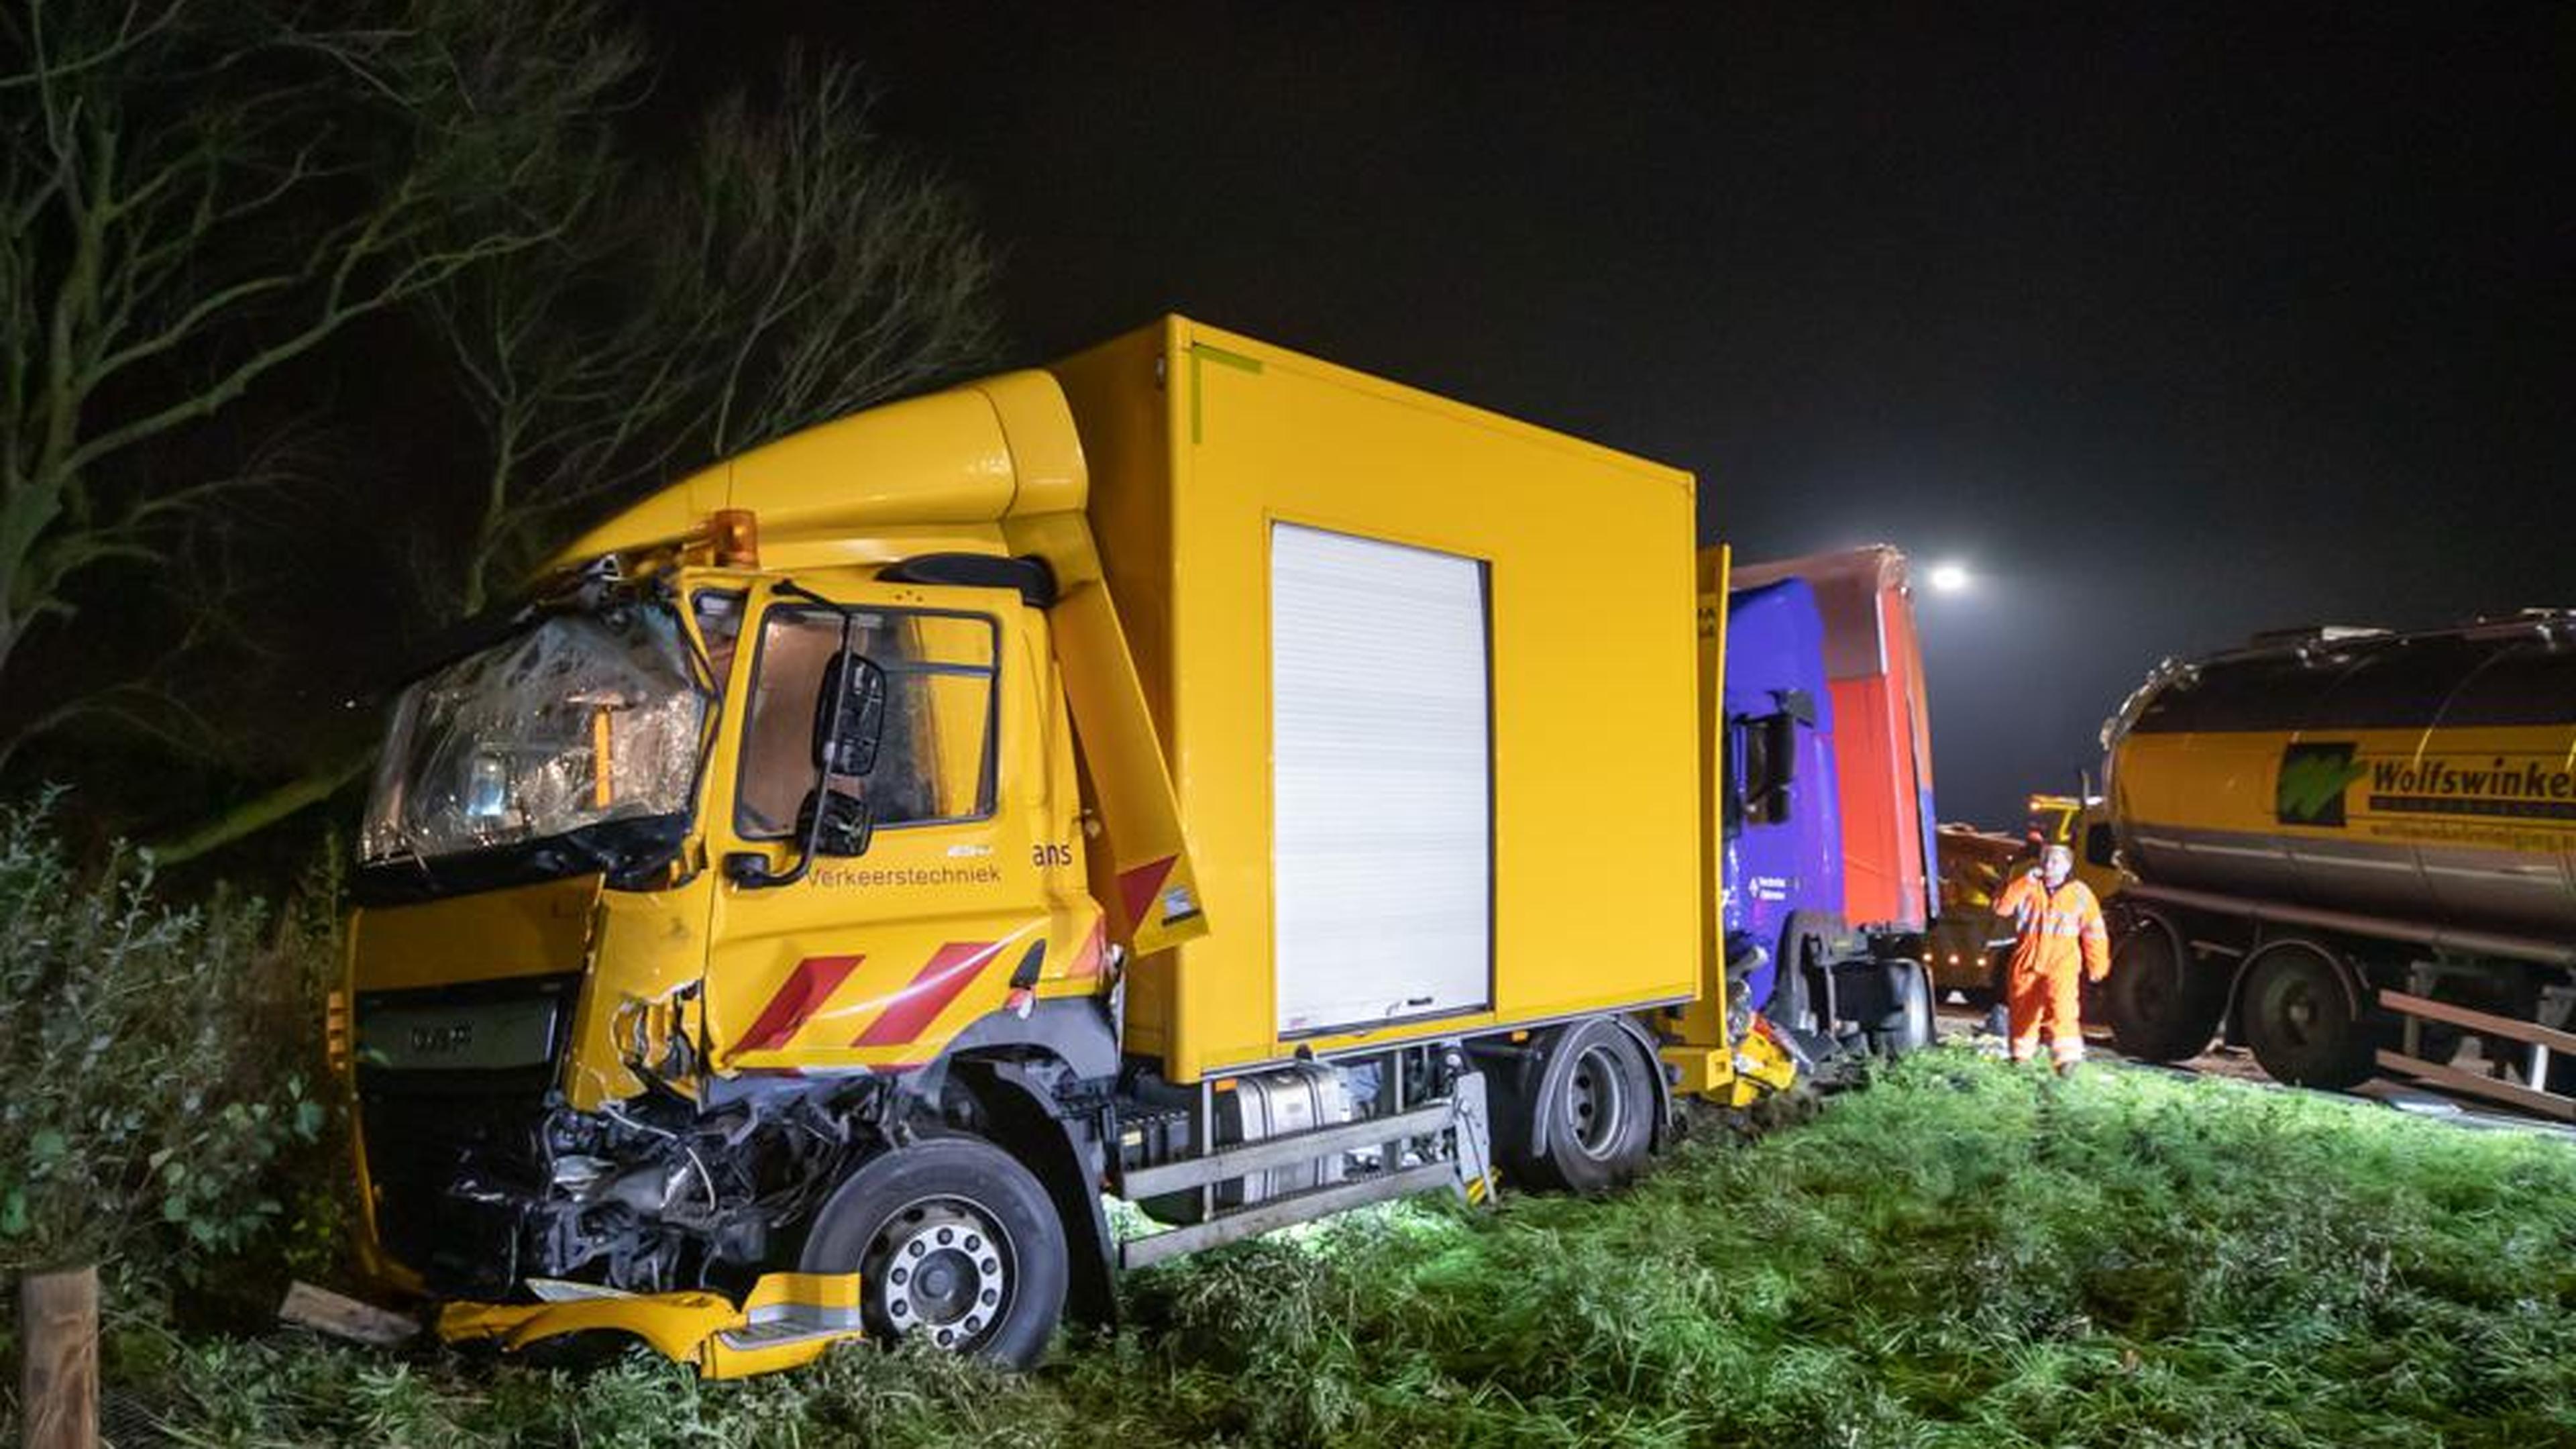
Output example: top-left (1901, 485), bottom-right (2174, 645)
top-left (734, 605), bottom-right (998, 839)
top-left (692, 590), bottom-right (747, 694)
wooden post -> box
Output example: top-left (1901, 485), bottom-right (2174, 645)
top-left (277, 1281), bottom-right (420, 1348)
top-left (18, 1266), bottom-right (97, 1449)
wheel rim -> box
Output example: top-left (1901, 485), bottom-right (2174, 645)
top-left (1564, 1041), bottom-right (1631, 1160)
top-left (867, 1196), bottom-right (1014, 1350)
top-left (2275, 979), bottom-right (2320, 1046)
top-left (2257, 965), bottom-right (2334, 1051)
top-left (2245, 949), bottom-right (2361, 1085)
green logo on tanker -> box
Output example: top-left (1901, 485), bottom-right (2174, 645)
top-left (2277, 743), bottom-right (2367, 826)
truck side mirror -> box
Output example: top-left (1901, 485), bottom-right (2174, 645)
top-left (800, 787), bottom-right (876, 858)
top-left (812, 651), bottom-right (887, 777)
top-left (729, 631), bottom-right (889, 891)
top-left (1759, 710), bottom-right (1799, 822)
top-left (1733, 709), bottom-right (1801, 826)
top-left (1764, 711), bottom-right (1799, 788)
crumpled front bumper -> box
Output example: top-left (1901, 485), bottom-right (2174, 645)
top-left (1658, 1013), bottom-right (1803, 1106)
top-left (437, 1272), bottom-right (864, 1379)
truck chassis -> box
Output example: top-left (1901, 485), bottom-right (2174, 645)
top-left (2106, 881), bottom-right (2576, 1120)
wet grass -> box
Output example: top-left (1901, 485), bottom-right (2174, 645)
top-left (70, 1051), bottom-right (2576, 1446)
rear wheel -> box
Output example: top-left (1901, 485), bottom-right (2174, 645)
top-left (2239, 941), bottom-right (2375, 1089)
top-left (1491, 1018), bottom-right (1657, 1194)
top-left (2104, 914), bottom-right (2226, 1062)
top-left (800, 1135), bottom-right (1067, 1367)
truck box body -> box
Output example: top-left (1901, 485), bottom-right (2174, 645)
top-left (1053, 319), bottom-right (1703, 1081)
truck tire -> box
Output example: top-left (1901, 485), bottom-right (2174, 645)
top-left (2239, 941), bottom-right (2375, 1090)
top-left (800, 1135), bottom-right (1067, 1367)
top-left (2104, 914), bottom-right (2225, 1063)
top-left (1493, 1018), bottom-right (1656, 1194)
top-left (1767, 956), bottom-right (1813, 1034)
top-left (1868, 959), bottom-right (1934, 1057)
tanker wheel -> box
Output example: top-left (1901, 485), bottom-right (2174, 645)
top-left (800, 1135), bottom-right (1067, 1367)
top-left (2239, 942), bottom-right (2375, 1090)
top-left (2104, 915), bottom-right (2225, 1062)
top-left (1492, 1018), bottom-right (1657, 1195)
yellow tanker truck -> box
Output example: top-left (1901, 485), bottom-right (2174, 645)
top-left (335, 318), bottom-right (1854, 1376)
top-left (2099, 619), bottom-right (2576, 1118)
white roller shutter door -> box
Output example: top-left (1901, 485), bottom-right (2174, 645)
top-left (1269, 523), bottom-right (1492, 1035)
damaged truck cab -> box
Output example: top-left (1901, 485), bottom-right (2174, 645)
top-left (339, 319), bottom-right (1809, 1376)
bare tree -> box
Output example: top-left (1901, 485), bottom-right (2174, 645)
top-left (0, 422), bottom-right (315, 780)
top-left (427, 204), bottom-right (708, 620)
top-left (673, 56), bottom-right (1000, 460)
top-left (146, 48), bottom-right (1002, 864)
top-left (433, 52), bottom-right (1000, 618)
top-left (0, 0), bottom-right (621, 699)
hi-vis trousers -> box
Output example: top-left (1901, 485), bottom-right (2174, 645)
top-left (2008, 963), bottom-right (2086, 1067)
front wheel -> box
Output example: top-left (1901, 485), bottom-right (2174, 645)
top-left (2104, 914), bottom-right (2226, 1062)
top-left (1868, 959), bottom-right (1935, 1057)
top-left (799, 1135), bottom-right (1067, 1367)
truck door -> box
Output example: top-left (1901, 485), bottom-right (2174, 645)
top-left (699, 580), bottom-right (1099, 1075)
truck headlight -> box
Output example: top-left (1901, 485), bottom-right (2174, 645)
top-left (464, 751), bottom-right (511, 824)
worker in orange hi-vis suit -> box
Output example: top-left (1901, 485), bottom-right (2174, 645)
top-left (1992, 844), bottom-right (2111, 1072)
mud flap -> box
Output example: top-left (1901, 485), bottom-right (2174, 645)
top-left (437, 1272), bottom-right (863, 1379)
top-left (1452, 1066), bottom-right (1498, 1203)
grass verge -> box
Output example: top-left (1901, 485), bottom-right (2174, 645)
top-left (57, 1051), bottom-right (2576, 1447)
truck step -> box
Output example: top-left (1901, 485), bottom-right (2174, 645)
top-left (1118, 1099), bottom-right (1458, 1199)
top-left (713, 1293), bottom-right (866, 1352)
top-left (1118, 1159), bottom-right (1463, 1271)
top-left (714, 1320), bottom-right (861, 1352)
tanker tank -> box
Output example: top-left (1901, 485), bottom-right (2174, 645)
top-left (2096, 611), bottom-right (2576, 1112)
top-left (2105, 616), bottom-right (2576, 940)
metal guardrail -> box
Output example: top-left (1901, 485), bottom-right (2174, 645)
top-left (2377, 989), bottom-right (2576, 1122)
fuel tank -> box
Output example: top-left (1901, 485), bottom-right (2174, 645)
top-left (2103, 614), bottom-right (2576, 938)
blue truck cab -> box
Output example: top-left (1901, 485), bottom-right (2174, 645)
top-left (1721, 576), bottom-right (1936, 1064)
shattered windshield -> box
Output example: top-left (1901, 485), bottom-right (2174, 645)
top-left (362, 603), bottom-right (709, 869)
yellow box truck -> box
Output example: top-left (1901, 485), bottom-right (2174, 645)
top-left (339, 317), bottom-right (1832, 1376)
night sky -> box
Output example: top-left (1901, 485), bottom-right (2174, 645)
top-left (661, 3), bottom-right (2572, 826)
